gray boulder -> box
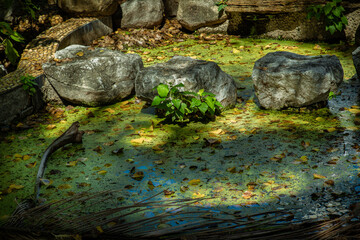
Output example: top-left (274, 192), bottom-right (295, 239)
top-left (252, 51), bottom-right (343, 110)
top-left (177, 0), bottom-right (227, 31)
top-left (135, 56), bottom-right (237, 108)
top-left (57, 0), bottom-right (118, 16)
top-left (353, 47), bottom-right (360, 79)
top-left (42, 45), bottom-right (143, 106)
top-left (121, 0), bottom-right (164, 29)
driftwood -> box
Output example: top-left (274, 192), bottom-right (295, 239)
top-left (34, 121), bottom-right (84, 200)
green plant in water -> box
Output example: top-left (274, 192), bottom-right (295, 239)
top-left (328, 91), bottom-right (336, 100)
top-left (0, 22), bottom-right (24, 65)
top-left (20, 74), bottom-right (37, 95)
top-left (307, 0), bottom-right (348, 35)
top-left (151, 83), bottom-right (223, 123)
top-left (216, 0), bottom-right (228, 12)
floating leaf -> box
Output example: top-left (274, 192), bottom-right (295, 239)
top-left (40, 178), bottom-right (53, 186)
top-left (193, 192), bottom-right (205, 198)
top-left (148, 180), bottom-right (155, 190)
top-left (7, 184), bottom-right (24, 193)
top-left (104, 108), bottom-right (115, 114)
top-left (98, 170), bottom-right (107, 175)
top-left (349, 109), bottom-right (360, 114)
top-left (324, 180), bottom-right (334, 186)
top-left (209, 129), bottom-right (224, 135)
top-left (180, 186), bottom-right (189, 192)
top-left (164, 190), bottom-right (175, 196)
top-left (96, 226), bottom-right (104, 233)
top-left (25, 161), bottom-right (37, 168)
top-left (103, 141), bottom-right (114, 146)
top-left (66, 161), bottom-right (77, 167)
top-left (226, 167), bottom-right (237, 173)
top-left (58, 184), bottom-right (72, 190)
top-left (104, 163), bottom-right (112, 167)
top-left (188, 179), bottom-right (201, 185)
top-left (131, 137), bottom-right (147, 144)
top-left (78, 182), bottom-right (91, 187)
top-left (46, 124), bottom-right (56, 130)
top-left (313, 173), bottom-right (326, 179)
top-left (242, 190), bottom-right (255, 199)
top-left (22, 155), bottom-right (31, 160)
top-left (14, 154), bottom-right (22, 158)
top-left (326, 127), bottom-right (337, 133)
top-left (93, 146), bottom-right (102, 153)
top-left (131, 171), bottom-right (144, 181)
top-left (124, 125), bottom-right (134, 130)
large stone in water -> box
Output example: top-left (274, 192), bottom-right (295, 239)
top-left (42, 45), bottom-right (143, 106)
top-left (252, 51), bottom-right (343, 110)
top-left (353, 47), bottom-right (360, 79)
top-left (135, 56), bottom-right (237, 108)
top-left (177, 0), bottom-right (227, 31)
top-left (120, 0), bottom-right (164, 29)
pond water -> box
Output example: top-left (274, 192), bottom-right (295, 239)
top-left (0, 37), bottom-right (359, 224)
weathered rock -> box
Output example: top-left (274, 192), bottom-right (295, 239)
top-left (197, 20), bottom-right (229, 34)
top-left (42, 45), bottom-right (143, 106)
top-left (345, 9), bottom-right (360, 43)
top-left (252, 51), bottom-right (343, 110)
top-left (120, 0), bottom-right (164, 29)
top-left (164, 0), bottom-right (179, 18)
top-left (57, 0), bottom-right (118, 16)
top-left (135, 56), bottom-right (237, 108)
top-left (353, 47), bottom-right (360, 79)
top-left (177, 0), bottom-right (227, 31)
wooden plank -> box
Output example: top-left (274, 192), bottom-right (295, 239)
top-left (225, 0), bottom-right (325, 13)
top-left (226, 0), bottom-right (360, 13)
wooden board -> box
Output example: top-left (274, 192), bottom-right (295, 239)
top-left (225, 0), bottom-right (359, 13)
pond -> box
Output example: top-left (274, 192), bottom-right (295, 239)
top-left (0, 37), bottom-right (358, 225)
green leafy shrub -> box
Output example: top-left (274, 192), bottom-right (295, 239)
top-left (307, 0), bottom-right (348, 35)
top-left (151, 83), bottom-right (223, 123)
top-left (216, 0), bottom-right (228, 12)
top-left (20, 74), bottom-right (37, 95)
top-left (22, 0), bottom-right (40, 19)
top-left (0, 22), bottom-right (25, 65)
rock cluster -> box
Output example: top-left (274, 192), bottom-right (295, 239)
top-left (353, 47), bottom-right (360, 78)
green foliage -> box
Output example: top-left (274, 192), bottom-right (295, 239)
top-left (0, 22), bottom-right (24, 65)
top-left (22, 0), bottom-right (40, 19)
top-left (307, 0), bottom-right (348, 35)
top-left (328, 91), bottom-right (336, 100)
top-left (151, 83), bottom-right (223, 123)
top-left (216, 0), bottom-right (228, 12)
top-left (20, 74), bottom-right (38, 95)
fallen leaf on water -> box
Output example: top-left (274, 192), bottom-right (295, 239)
top-left (124, 125), bottom-right (134, 130)
top-left (164, 190), bottom-right (175, 196)
top-left (315, 117), bottom-right (324, 121)
top-left (22, 155), bottom-right (31, 160)
top-left (14, 153), bottom-right (22, 158)
top-left (76, 51), bottom-right (84, 57)
top-left (104, 108), bottom-right (115, 114)
top-left (148, 181), bottom-right (155, 190)
top-left (25, 161), bottom-right (37, 168)
top-left (242, 190), bottom-right (255, 199)
top-left (104, 163), bottom-right (112, 167)
top-left (209, 129), bottom-right (224, 135)
top-left (103, 141), bottom-right (114, 146)
top-left (98, 170), bottom-right (107, 175)
top-left (131, 137), bottom-right (147, 144)
top-left (313, 44), bottom-right (321, 50)
top-left (93, 146), bottom-right (102, 153)
top-left (77, 157), bottom-right (88, 162)
top-left (131, 171), bottom-right (144, 181)
top-left (96, 226), bottom-right (104, 233)
top-left (226, 167), bottom-right (237, 173)
top-left (78, 182), bottom-right (91, 187)
top-left (40, 178), bottom-right (53, 186)
top-left (193, 192), bottom-right (205, 198)
top-left (232, 48), bottom-right (240, 54)
top-left (313, 173), bottom-right (326, 179)
top-left (58, 184), bottom-right (72, 190)
top-left (326, 128), bottom-right (337, 133)
top-left (46, 124), bottom-right (56, 130)
top-left (189, 179), bottom-right (201, 185)
top-left (180, 186), bottom-right (189, 192)
top-left (154, 160), bottom-right (164, 165)
top-left (112, 148), bottom-right (124, 155)
top-left (66, 161), bottom-right (77, 167)
top-left (324, 180), bottom-right (334, 186)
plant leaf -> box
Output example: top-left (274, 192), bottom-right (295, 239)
top-left (157, 84), bottom-right (169, 98)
